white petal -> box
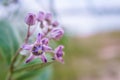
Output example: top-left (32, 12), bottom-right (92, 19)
top-left (20, 50), bottom-right (30, 55)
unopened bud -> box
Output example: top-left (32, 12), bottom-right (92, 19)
top-left (25, 13), bottom-right (36, 26)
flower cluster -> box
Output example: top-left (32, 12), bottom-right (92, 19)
top-left (21, 11), bottom-right (64, 64)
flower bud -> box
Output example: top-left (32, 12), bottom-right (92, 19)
top-left (41, 38), bottom-right (49, 45)
top-left (25, 13), bottom-right (36, 26)
top-left (45, 13), bottom-right (52, 25)
top-left (52, 21), bottom-right (59, 27)
top-left (37, 11), bottom-right (45, 22)
top-left (50, 28), bottom-right (64, 40)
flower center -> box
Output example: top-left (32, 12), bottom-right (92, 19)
top-left (32, 45), bottom-right (44, 56)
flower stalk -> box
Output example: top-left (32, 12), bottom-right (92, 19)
top-left (7, 25), bottom-right (31, 80)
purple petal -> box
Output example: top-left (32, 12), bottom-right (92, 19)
top-left (54, 45), bottom-right (64, 64)
top-left (41, 38), bottom-right (49, 45)
top-left (22, 44), bottom-right (33, 50)
top-left (36, 33), bottom-right (43, 44)
top-left (45, 13), bottom-right (52, 21)
top-left (37, 11), bottom-right (45, 22)
top-left (50, 28), bottom-right (64, 40)
top-left (25, 54), bottom-right (35, 63)
top-left (43, 45), bottom-right (52, 52)
top-left (45, 13), bottom-right (52, 25)
top-left (40, 53), bottom-right (47, 63)
top-left (55, 45), bottom-right (64, 53)
top-left (58, 57), bottom-right (64, 64)
top-left (52, 21), bottom-right (59, 27)
top-left (54, 55), bottom-right (64, 64)
top-left (25, 13), bottom-right (36, 26)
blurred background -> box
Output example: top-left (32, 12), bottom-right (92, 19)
top-left (0, 0), bottom-right (120, 80)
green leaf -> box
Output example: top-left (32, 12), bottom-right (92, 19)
top-left (14, 62), bottom-right (53, 73)
top-left (0, 20), bottom-right (20, 64)
top-left (0, 20), bottom-right (21, 80)
top-left (14, 70), bottom-right (41, 80)
top-left (15, 65), bottom-right (53, 80)
top-left (34, 66), bottom-right (53, 80)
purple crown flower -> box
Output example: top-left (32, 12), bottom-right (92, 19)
top-left (22, 33), bottom-right (52, 63)
top-left (25, 13), bottom-right (36, 26)
top-left (54, 45), bottom-right (64, 64)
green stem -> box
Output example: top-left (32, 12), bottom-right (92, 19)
top-left (7, 25), bottom-right (31, 80)
top-left (7, 48), bottom-right (22, 80)
top-left (25, 26), bottom-right (30, 43)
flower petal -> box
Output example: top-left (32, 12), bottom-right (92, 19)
top-left (25, 53), bottom-right (35, 63)
top-left (54, 45), bottom-right (64, 64)
top-left (54, 55), bottom-right (64, 64)
top-left (52, 21), bottom-right (59, 27)
top-left (20, 50), bottom-right (29, 55)
top-left (36, 33), bottom-right (42, 44)
top-left (41, 38), bottom-right (49, 45)
top-left (37, 11), bottom-right (45, 22)
top-left (45, 13), bottom-right (52, 25)
top-left (50, 28), bottom-right (64, 40)
top-left (25, 13), bottom-right (36, 26)
top-left (22, 44), bottom-right (33, 50)
top-left (57, 57), bottom-right (64, 64)
top-left (54, 45), bottom-right (64, 54)
top-left (43, 45), bottom-right (52, 52)
top-left (39, 53), bottom-right (47, 63)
